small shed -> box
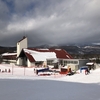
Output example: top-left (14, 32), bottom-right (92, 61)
top-left (86, 62), bottom-right (94, 70)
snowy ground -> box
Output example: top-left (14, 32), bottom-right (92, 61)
top-left (0, 64), bottom-right (100, 100)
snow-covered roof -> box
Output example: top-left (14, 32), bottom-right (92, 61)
top-left (61, 66), bottom-right (68, 69)
top-left (2, 53), bottom-right (17, 56)
top-left (86, 62), bottom-right (94, 65)
top-left (24, 49), bottom-right (57, 61)
top-left (19, 48), bottom-right (73, 62)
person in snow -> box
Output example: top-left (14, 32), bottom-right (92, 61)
top-left (85, 68), bottom-right (90, 75)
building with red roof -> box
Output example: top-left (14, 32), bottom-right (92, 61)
top-left (1, 37), bottom-right (88, 70)
top-left (18, 48), bottom-right (73, 68)
top-left (1, 52), bottom-right (17, 64)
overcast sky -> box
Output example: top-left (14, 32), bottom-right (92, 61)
top-left (0, 0), bottom-right (100, 47)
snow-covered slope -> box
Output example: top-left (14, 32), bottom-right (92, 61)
top-left (0, 64), bottom-right (100, 84)
top-left (0, 64), bottom-right (100, 100)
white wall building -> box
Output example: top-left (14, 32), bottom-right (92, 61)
top-left (17, 36), bottom-right (28, 65)
top-left (1, 36), bottom-right (89, 71)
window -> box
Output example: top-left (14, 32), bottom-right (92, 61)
top-left (73, 61), bottom-right (78, 64)
top-left (63, 61), bottom-right (67, 66)
top-left (47, 60), bottom-right (54, 65)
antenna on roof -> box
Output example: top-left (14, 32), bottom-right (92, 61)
top-left (23, 29), bottom-right (27, 38)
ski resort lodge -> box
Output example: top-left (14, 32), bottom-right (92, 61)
top-left (1, 37), bottom-right (88, 70)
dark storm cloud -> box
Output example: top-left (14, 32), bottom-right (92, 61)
top-left (0, 0), bottom-right (100, 46)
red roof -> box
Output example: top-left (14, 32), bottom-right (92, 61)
top-left (23, 48), bottom-right (73, 62)
top-left (2, 54), bottom-right (17, 60)
top-left (25, 52), bottom-right (35, 62)
top-left (2, 48), bottom-right (73, 62)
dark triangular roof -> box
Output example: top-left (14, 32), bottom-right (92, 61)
top-left (18, 36), bottom-right (27, 43)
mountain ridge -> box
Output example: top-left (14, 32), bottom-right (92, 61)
top-left (0, 45), bottom-right (100, 59)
